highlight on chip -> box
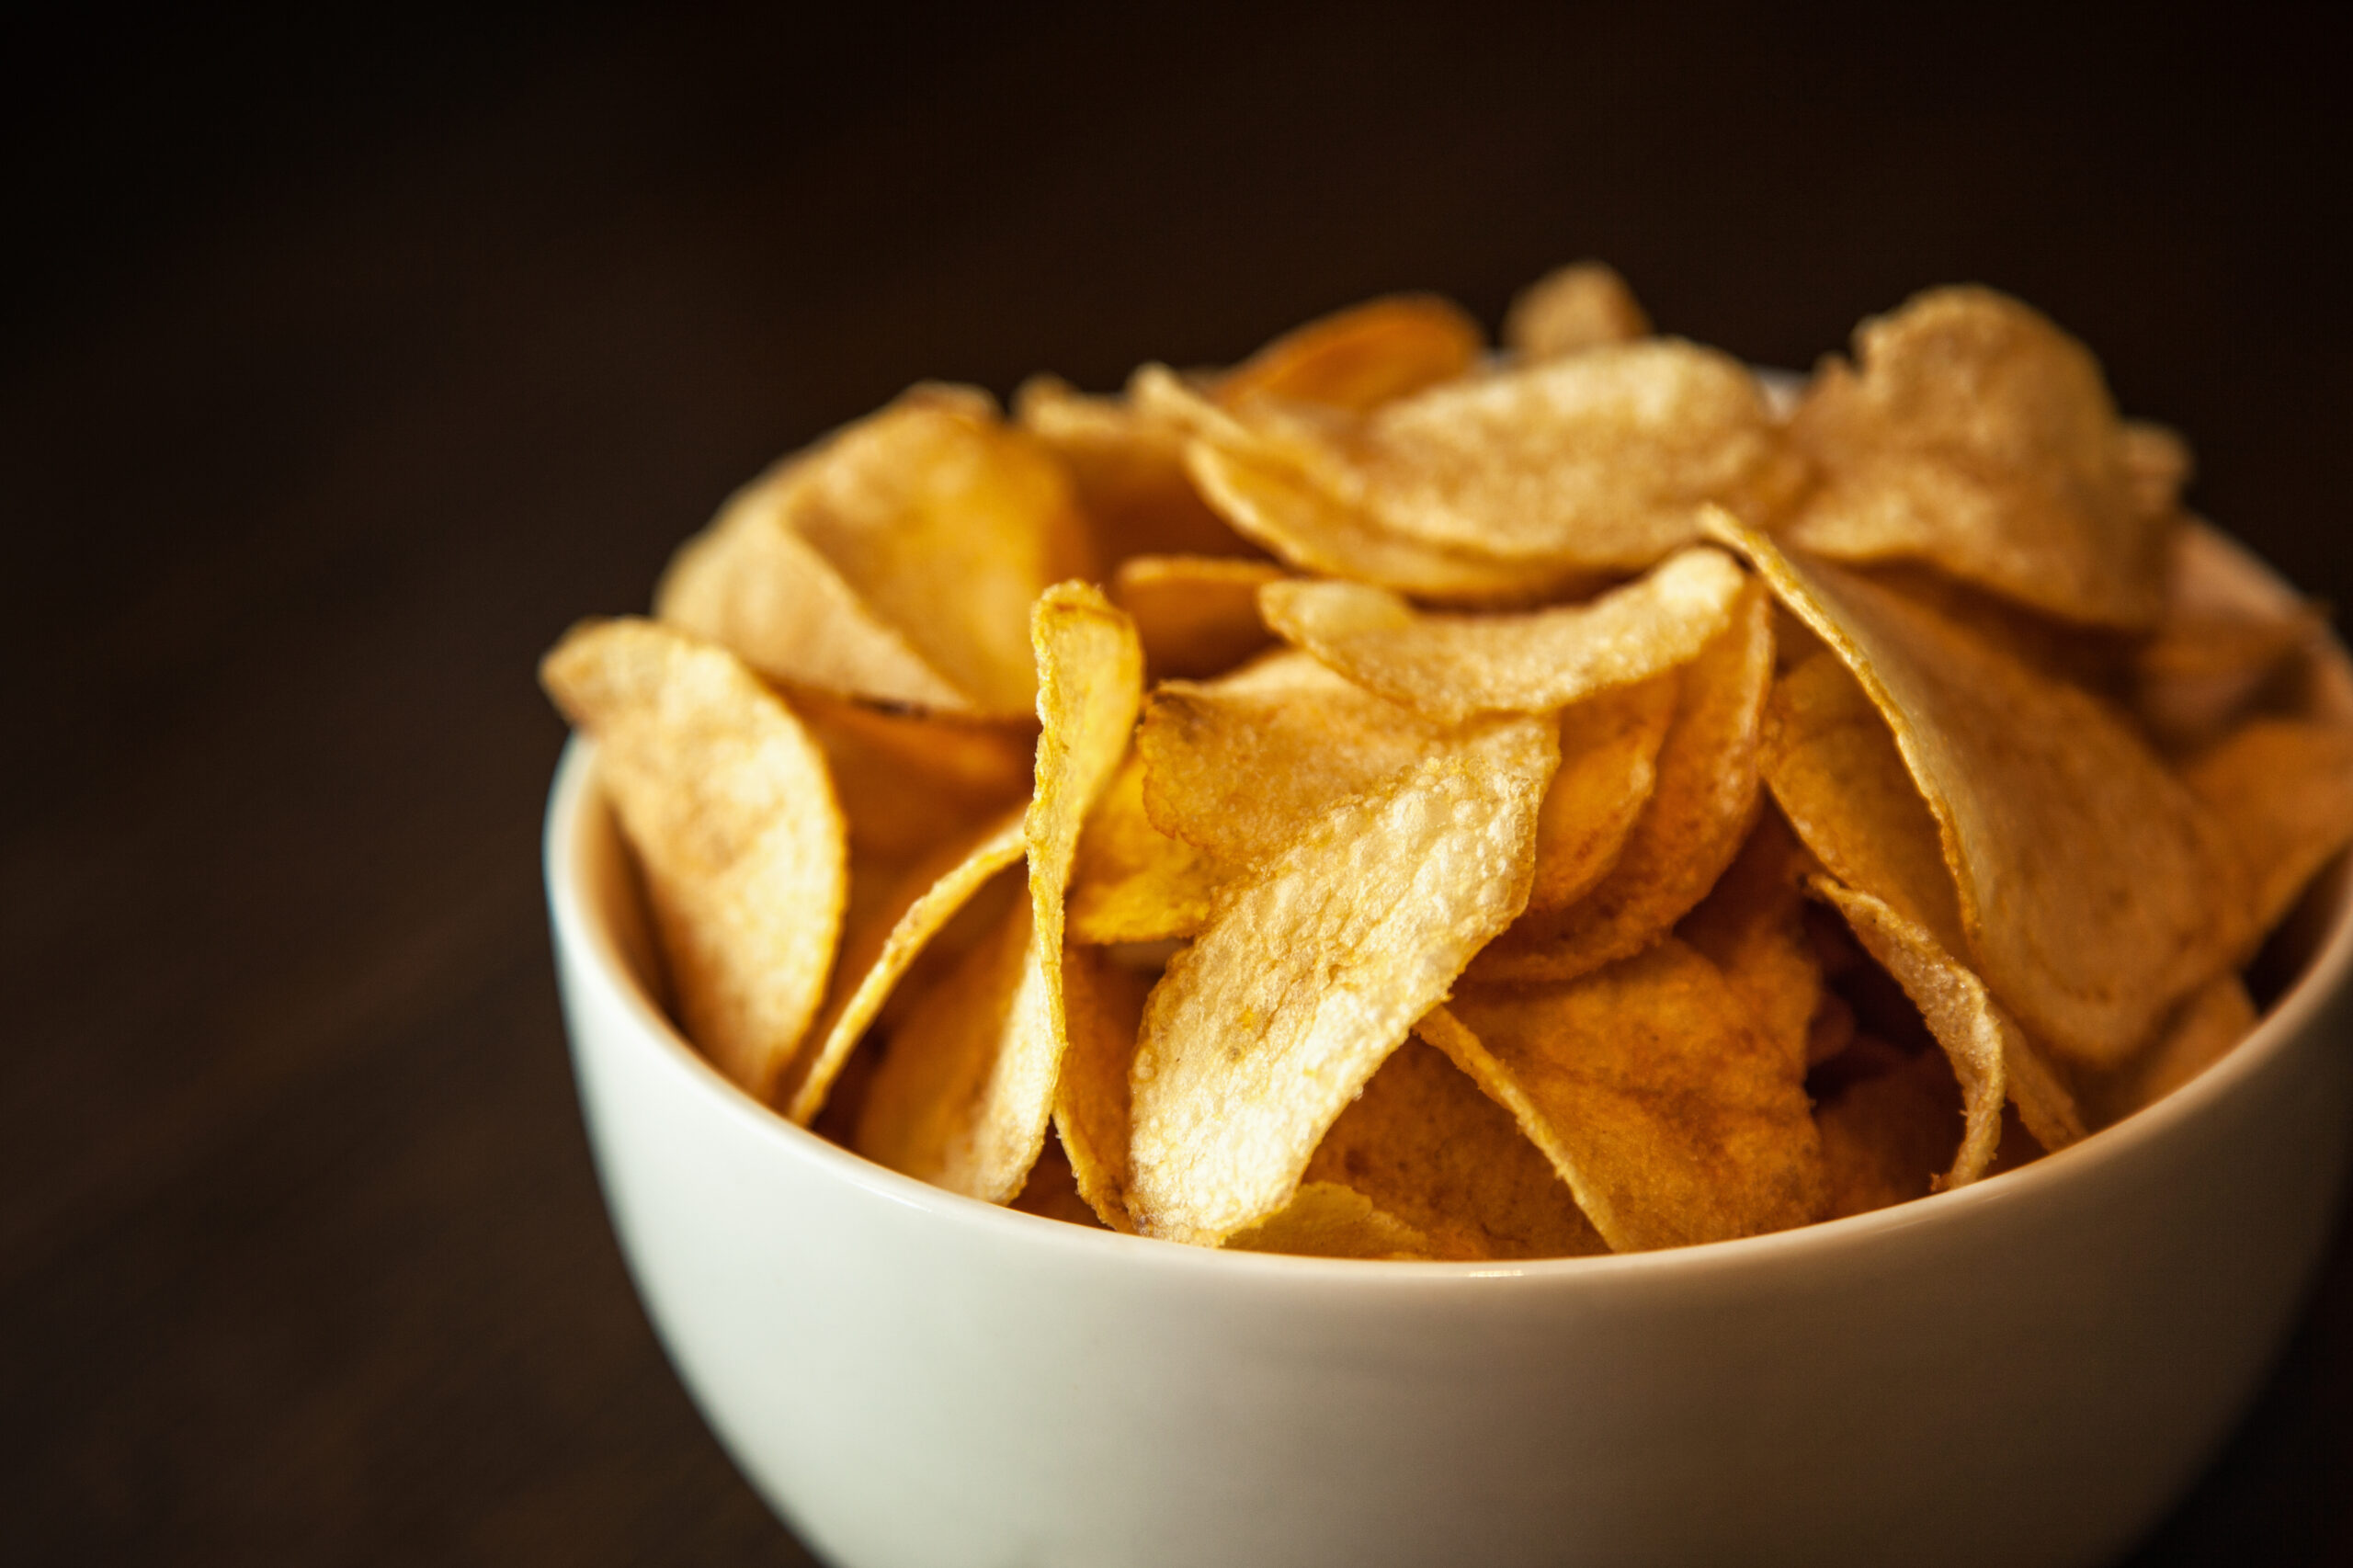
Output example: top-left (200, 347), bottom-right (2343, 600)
top-left (1217, 293), bottom-right (1484, 414)
top-left (542, 618), bottom-right (847, 1098)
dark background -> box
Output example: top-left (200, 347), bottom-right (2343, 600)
top-left (6, 4), bottom-right (2351, 1562)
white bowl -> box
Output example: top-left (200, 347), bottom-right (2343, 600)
top-left (544, 531), bottom-right (2353, 1568)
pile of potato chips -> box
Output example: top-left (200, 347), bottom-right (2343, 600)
top-left (543, 266), bottom-right (2353, 1258)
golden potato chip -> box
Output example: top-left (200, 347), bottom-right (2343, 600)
top-left (1256, 545), bottom-right (1748, 722)
top-left (1781, 286), bottom-right (2173, 629)
top-left (1010, 1130), bottom-right (1110, 1229)
top-left (1223, 1183), bottom-right (1432, 1260)
top-left (1811, 1036), bottom-right (1962, 1219)
top-left (1298, 1038), bottom-right (1606, 1261)
top-left (1469, 579), bottom-right (1771, 983)
top-left (1503, 261), bottom-right (1651, 360)
top-left (1066, 751), bottom-right (1223, 945)
top-left (1677, 811), bottom-right (1824, 1076)
top-left (2085, 974), bottom-right (2257, 1128)
top-left (1014, 374), bottom-right (1255, 563)
top-left (1524, 675), bottom-right (1677, 913)
top-left (1125, 717), bottom-right (1559, 1246)
top-left (1109, 553), bottom-right (1283, 678)
top-left (658, 386), bottom-right (1095, 717)
top-left (541, 619), bottom-right (847, 1098)
top-left (852, 585), bottom-right (1143, 1199)
top-left (1051, 940), bottom-right (1155, 1231)
top-left (787, 687), bottom-right (1033, 862)
top-left (1137, 651), bottom-right (1461, 865)
top-left (783, 808), bottom-right (1027, 1125)
top-left (1709, 509), bottom-right (2252, 1069)
top-left (2183, 718), bottom-right (2353, 937)
top-left (1216, 293), bottom-right (1483, 414)
top-left (1426, 938), bottom-right (1827, 1253)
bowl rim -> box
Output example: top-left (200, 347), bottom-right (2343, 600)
top-left (544, 559), bottom-right (2353, 1287)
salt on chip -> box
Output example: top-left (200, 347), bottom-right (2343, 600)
top-left (783, 808), bottom-right (1027, 1125)
top-left (1781, 286), bottom-right (2174, 629)
top-left (1125, 717), bottom-right (1559, 1246)
top-left (1216, 293), bottom-right (1483, 414)
top-left (1298, 1038), bottom-right (1605, 1261)
top-left (1067, 749), bottom-right (1222, 945)
top-left (1525, 675), bottom-right (1677, 914)
top-left (1504, 261), bottom-right (1652, 360)
top-left (1708, 508), bottom-right (2252, 1069)
top-left (658, 386), bottom-right (1095, 717)
top-left (1256, 545), bottom-right (1748, 723)
top-left (852, 584), bottom-right (1143, 1199)
top-left (1469, 579), bottom-right (1772, 983)
top-left (1110, 553), bottom-right (1283, 678)
top-left (541, 618), bottom-right (847, 1098)
top-left (1051, 940), bottom-right (1155, 1231)
top-left (1015, 375), bottom-right (1255, 563)
top-left (2182, 718), bottom-right (2353, 937)
top-left (1425, 938), bottom-right (1827, 1254)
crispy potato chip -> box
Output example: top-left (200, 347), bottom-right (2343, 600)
top-left (1469, 579), bottom-right (1771, 983)
top-left (1217, 293), bottom-right (1483, 414)
top-left (783, 809), bottom-right (1027, 1125)
top-left (1427, 938), bottom-right (1827, 1253)
top-left (1067, 751), bottom-right (1223, 945)
top-left (1010, 1129), bottom-right (1111, 1229)
top-left (1051, 940), bottom-right (1155, 1230)
top-left (1811, 1036), bottom-right (1962, 1219)
top-left (1525, 675), bottom-right (1677, 913)
top-left (1138, 651), bottom-right (1462, 865)
top-left (1709, 509), bottom-right (2252, 1068)
top-left (1677, 811), bottom-right (1824, 1076)
top-left (1014, 374), bottom-right (1256, 563)
top-left (1504, 261), bottom-right (1652, 360)
top-left (658, 386), bottom-right (1096, 717)
top-left (1126, 718), bottom-right (1559, 1245)
top-left (1223, 1182), bottom-right (1433, 1260)
top-left (1257, 546), bottom-right (1748, 722)
top-left (541, 619), bottom-right (847, 1097)
top-left (2183, 718), bottom-right (2353, 937)
top-left (853, 585), bottom-right (1143, 1199)
top-left (787, 687), bottom-right (1033, 862)
top-left (1109, 553), bottom-right (1283, 678)
top-left (1298, 1038), bottom-right (1605, 1261)
top-left (2085, 974), bottom-right (2257, 1128)
top-left (1781, 286), bottom-right (2173, 629)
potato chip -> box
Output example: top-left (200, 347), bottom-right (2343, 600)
top-left (1109, 553), bottom-right (1283, 678)
top-left (1297, 1038), bottom-right (1605, 1261)
top-left (1125, 717), bottom-right (1558, 1246)
top-left (852, 585), bottom-right (1142, 1199)
top-left (1014, 374), bottom-right (1255, 563)
top-left (1426, 938), bottom-right (1827, 1253)
top-left (1811, 1036), bottom-right (1962, 1219)
top-left (1780, 286), bottom-right (2173, 629)
top-left (2183, 718), bottom-right (2353, 937)
top-left (1677, 811), bottom-right (1824, 1076)
top-left (658, 386), bottom-right (1096, 717)
top-left (1469, 579), bottom-right (1771, 983)
top-left (1223, 1182), bottom-right (1433, 1260)
top-left (1503, 261), bottom-right (1651, 360)
top-left (1524, 675), bottom-right (1677, 913)
top-left (1066, 751), bottom-right (1222, 945)
top-left (1051, 940), bottom-right (1155, 1231)
top-left (1137, 651), bottom-right (1461, 865)
top-left (1257, 545), bottom-right (1748, 722)
top-left (541, 618), bottom-right (847, 1098)
top-left (1708, 508), bottom-right (2252, 1069)
top-left (783, 809), bottom-right (1027, 1125)
top-left (786, 687), bottom-right (1033, 862)
top-left (1010, 1130), bottom-right (1111, 1229)
top-left (1216, 293), bottom-right (1483, 414)
top-left (2085, 974), bottom-right (2257, 1128)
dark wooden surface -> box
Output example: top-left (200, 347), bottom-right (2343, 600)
top-left (6, 6), bottom-right (2352, 1562)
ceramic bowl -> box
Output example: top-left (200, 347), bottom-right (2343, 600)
top-left (544, 528), bottom-right (2353, 1568)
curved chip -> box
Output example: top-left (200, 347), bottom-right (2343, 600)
top-left (1812, 1036), bottom-right (1962, 1220)
top-left (1223, 1182), bottom-right (1434, 1260)
top-left (853, 585), bottom-right (1143, 1199)
top-left (1126, 717), bottom-right (1559, 1246)
top-left (1525, 675), bottom-right (1677, 914)
top-left (1780, 286), bottom-right (2174, 629)
top-left (1469, 579), bottom-right (1772, 983)
top-left (1504, 261), bottom-right (1652, 360)
top-left (1051, 940), bottom-right (1155, 1231)
top-left (787, 687), bottom-right (1033, 863)
top-left (1677, 811), bottom-right (1824, 1077)
top-left (1708, 508), bottom-right (2252, 1069)
top-left (1257, 546), bottom-right (1748, 722)
top-left (658, 385), bottom-right (1096, 717)
top-left (2085, 974), bottom-right (2258, 1129)
top-left (540, 618), bottom-right (847, 1098)
top-left (1217, 293), bottom-right (1483, 414)
top-left (1015, 374), bottom-right (1254, 564)
top-left (2182, 718), bottom-right (2353, 938)
top-left (1109, 553), bottom-right (1283, 678)
top-left (1425, 938), bottom-right (1827, 1254)
top-left (1067, 750), bottom-right (1223, 945)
